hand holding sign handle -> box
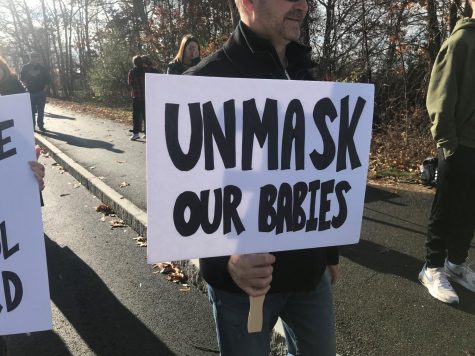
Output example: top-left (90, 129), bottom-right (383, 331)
top-left (227, 253), bottom-right (275, 333)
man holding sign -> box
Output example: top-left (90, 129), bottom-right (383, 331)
top-left (186, 1), bottom-right (338, 354)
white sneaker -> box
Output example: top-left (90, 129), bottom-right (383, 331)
top-left (445, 260), bottom-right (475, 293)
top-left (418, 264), bottom-right (459, 304)
top-left (130, 133), bottom-right (140, 140)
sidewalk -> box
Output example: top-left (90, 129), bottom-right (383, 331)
top-left (37, 103), bottom-right (475, 356)
top-left (36, 104), bottom-right (291, 351)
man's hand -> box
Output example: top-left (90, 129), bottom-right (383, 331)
top-left (327, 265), bottom-right (340, 285)
top-left (227, 253), bottom-right (276, 297)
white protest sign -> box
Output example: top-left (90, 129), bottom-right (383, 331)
top-left (146, 74), bottom-right (374, 263)
top-left (0, 93), bottom-right (52, 335)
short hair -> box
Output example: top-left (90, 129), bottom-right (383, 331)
top-left (132, 55), bottom-right (143, 67)
top-left (174, 34), bottom-right (200, 63)
top-left (141, 55), bottom-right (152, 66)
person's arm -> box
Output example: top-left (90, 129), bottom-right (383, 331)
top-left (19, 65), bottom-right (29, 88)
top-left (44, 67), bottom-right (51, 93)
top-left (13, 77), bottom-right (26, 93)
top-left (326, 246), bottom-right (339, 285)
top-left (427, 44), bottom-right (461, 159)
top-left (128, 69), bottom-right (134, 86)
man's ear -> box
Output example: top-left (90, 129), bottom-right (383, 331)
top-left (241, 0), bottom-right (254, 12)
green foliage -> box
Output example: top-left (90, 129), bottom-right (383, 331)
top-left (88, 29), bottom-right (132, 102)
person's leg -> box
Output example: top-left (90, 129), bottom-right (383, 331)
top-left (443, 145), bottom-right (475, 292)
top-left (130, 98), bottom-right (141, 139)
top-left (420, 147), bottom-right (465, 303)
top-left (280, 272), bottom-right (336, 356)
top-left (445, 145), bottom-right (475, 264)
top-left (207, 285), bottom-right (284, 356)
top-left (36, 91), bottom-right (46, 129)
top-left (140, 99), bottom-right (146, 135)
top-left (30, 93), bottom-right (38, 127)
top-left (426, 148), bottom-right (454, 267)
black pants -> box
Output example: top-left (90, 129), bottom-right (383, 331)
top-left (132, 98), bottom-right (145, 134)
top-left (426, 145), bottom-right (475, 267)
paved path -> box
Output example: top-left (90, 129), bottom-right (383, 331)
top-left (33, 104), bottom-right (474, 356)
top-left (4, 148), bottom-right (218, 356)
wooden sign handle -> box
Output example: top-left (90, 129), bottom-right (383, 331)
top-left (247, 295), bottom-right (265, 333)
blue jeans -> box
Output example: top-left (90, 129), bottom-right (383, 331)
top-left (30, 91), bottom-right (46, 128)
top-left (208, 272), bottom-right (335, 356)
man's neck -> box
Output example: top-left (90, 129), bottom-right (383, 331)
top-left (243, 21), bottom-right (289, 68)
top-left (274, 44), bottom-right (288, 68)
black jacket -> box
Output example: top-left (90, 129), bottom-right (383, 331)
top-left (186, 22), bottom-right (339, 294)
top-left (20, 63), bottom-right (50, 93)
top-left (167, 57), bottom-right (201, 75)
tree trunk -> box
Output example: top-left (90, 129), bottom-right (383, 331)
top-left (427, 0), bottom-right (441, 66)
top-left (321, 0), bottom-right (335, 78)
top-left (40, 0), bottom-right (57, 97)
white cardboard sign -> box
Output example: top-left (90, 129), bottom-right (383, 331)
top-left (146, 74), bottom-right (374, 263)
top-left (0, 93), bottom-right (52, 335)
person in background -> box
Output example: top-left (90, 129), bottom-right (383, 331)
top-left (20, 52), bottom-right (50, 131)
top-left (128, 55), bottom-right (146, 141)
top-left (418, 0), bottom-right (475, 304)
top-left (185, 1), bottom-right (338, 355)
top-left (142, 55), bottom-right (161, 74)
top-left (167, 34), bottom-right (201, 75)
top-left (0, 56), bottom-right (25, 95)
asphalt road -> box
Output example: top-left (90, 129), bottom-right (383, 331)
top-left (3, 153), bottom-right (219, 356)
top-left (6, 103), bottom-right (474, 356)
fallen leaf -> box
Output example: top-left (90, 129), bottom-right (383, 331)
top-left (60, 193), bottom-right (70, 197)
top-left (117, 160), bottom-right (126, 164)
top-left (96, 204), bottom-right (112, 214)
top-left (110, 219), bottom-right (126, 228)
top-left (73, 183), bottom-right (81, 188)
top-left (152, 262), bottom-right (188, 283)
top-left (119, 181), bottom-right (130, 188)
top-left (98, 176), bottom-right (105, 180)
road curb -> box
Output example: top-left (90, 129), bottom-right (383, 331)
top-left (35, 133), bottom-right (148, 237)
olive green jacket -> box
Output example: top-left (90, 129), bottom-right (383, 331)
top-left (427, 18), bottom-right (475, 158)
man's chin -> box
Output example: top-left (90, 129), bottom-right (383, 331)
top-left (284, 29), bottom-right (302, 42)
